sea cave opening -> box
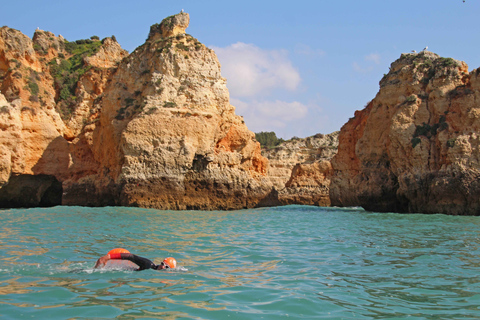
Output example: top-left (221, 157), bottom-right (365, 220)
top-left (0, 174), bottom-right (63, 208)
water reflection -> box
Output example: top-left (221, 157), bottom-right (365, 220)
top-left (0, 276), bottom-right (36, 295)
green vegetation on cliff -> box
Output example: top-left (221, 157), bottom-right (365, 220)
top-left (255, 131), bottom-right (285, 149)
top-left (48, 38), bottom-right (102, 120)
top-left (411, 115), bottom-right (449, 148)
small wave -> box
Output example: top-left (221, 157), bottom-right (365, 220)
top-left (71, 265), bottom-right (188, 273)
top-left (173, 266), bottom-right (188, 272)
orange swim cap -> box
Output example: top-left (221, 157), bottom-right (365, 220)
top-left (108, 248), bottom-right (130, 255)
top-left (163, 257), bottom-right (177, 269)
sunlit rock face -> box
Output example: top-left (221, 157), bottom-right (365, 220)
top-left (331, 51), bottom-right (480, 215)
top-left (262, 133), bottom-right (339, 206)
top-left (0, 13), bottom-right (275, 209)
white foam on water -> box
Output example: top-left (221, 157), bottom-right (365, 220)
top-left (176, 266), bottom-right (188, 272)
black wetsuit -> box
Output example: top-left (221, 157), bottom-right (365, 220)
top-left (113, 253), bottom-right (160, 271)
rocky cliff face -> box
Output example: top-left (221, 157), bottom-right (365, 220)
top-left (0, 13), bottom-right (274, 209)
top-left (262, 133), bottom-right (338, 206)
top-left (0, 25), bottom-right (129, 207)
top-left (330, 51), bottom-right (480, 215)
top-left (11, 15), bottom-right (479, 213)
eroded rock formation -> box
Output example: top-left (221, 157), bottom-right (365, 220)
top-left (262, 133), bottom-right (338, 206)
top-left (7, 14), bottom-right (479, 214)
top-left (331, 51), bottom-right (480, 215)
top-left (0, 13), bottom-right (274, 209)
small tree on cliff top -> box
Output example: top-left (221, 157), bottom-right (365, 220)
top-left (255, 131), bottom-right (285, 149)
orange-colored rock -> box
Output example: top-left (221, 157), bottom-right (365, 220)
top-left (0, 13), bottom-right (276, 209)
top-left (215, 125), bottom-right (267, 175)
top-left (0, 26), bottom-right (72, 188)
top-left (32, 29), bottom-right (66, 61)
top-left (148, 12), bottom-right (190, 40)
top-left (331, 51), bottom-right (480, 215)
top-left (83, 13), bottom-right (273, 209)
top-left (84, 37), bottom-right (126, 69)
top-left (0, 27), bottom-right (126, 206)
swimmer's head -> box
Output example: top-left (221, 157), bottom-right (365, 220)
top-left (162, 257), bottom-right (177, 269)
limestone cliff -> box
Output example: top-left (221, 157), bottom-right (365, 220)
top-left (330, 51), bottom-right (480, 215)
top-left (0, 13), bottom-right (274, 209)
top-left (262, 133), bottom-right (338, 206)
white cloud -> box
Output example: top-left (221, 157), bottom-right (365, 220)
top-left (212, 42), bottom-right (301, 97)
top-left (231, 98), bottom-right (308, 133)
top-left (255, 100), bottom-right (308, 120)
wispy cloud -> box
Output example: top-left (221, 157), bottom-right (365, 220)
top-left (212, 42), bottom-right (301, 97)
top-left (365, 53), bottom-right (381, 64)
top-left (232, 98), bottom-right (309, 132)
top-left (353, 53), bottom-right (382, 73)
top-left (212, 42), bottom-right (311, 137)
top-left (353, 62), bottom-right (371, 73)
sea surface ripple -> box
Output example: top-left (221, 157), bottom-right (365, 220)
top-left (1, 205), bottom-right (480, 319)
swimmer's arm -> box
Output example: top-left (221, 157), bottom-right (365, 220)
top-left (93, 253), bottom-right (127, 268)
top-left (94, 254), bottom-right (111, 268)
top-left (116, 253), bottom-right (156, 270)
top-left (94, 253), bottom-right (156, 270)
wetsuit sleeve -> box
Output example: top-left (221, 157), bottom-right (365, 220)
top-left (114, 253), bottom-right (157, 271)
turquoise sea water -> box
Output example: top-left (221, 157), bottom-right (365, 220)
top-left (1, 205), bottom-right (480, 319)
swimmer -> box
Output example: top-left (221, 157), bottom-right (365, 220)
top-left (94, 248), bottom-right (176, 271)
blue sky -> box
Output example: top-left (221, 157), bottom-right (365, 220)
top-left (2, 0), bottom-right (477, 138)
